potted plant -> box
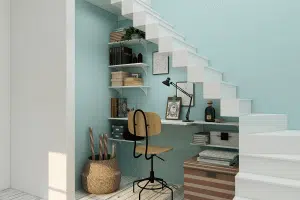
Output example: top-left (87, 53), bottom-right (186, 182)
top-left (122, 27), bottom-right (145, 40)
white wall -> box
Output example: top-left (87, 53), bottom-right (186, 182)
top-left (0, 0), bottom-right (10, 191)
top-left (10, 0), bottom-right (75, 199)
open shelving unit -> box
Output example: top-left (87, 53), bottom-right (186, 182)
top-left (109, 86), bottom-right (150, 95)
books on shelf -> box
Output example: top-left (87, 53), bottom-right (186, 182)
top-left (197, 149), bottom-right (239, 167)
top-left (109, 47), bottom-right (133, 65)
top-left (192, 132), bottom-right (210, 146)
top-left (111, 98), bottom-right (128, 118)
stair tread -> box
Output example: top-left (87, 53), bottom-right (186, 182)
top-left (254, 130), bottom-right (300, 136)
top-left (240, 153), bottom-right (300, 161)
top-left (234, 197), bottom-right (252, 200)
top-left (237, 172), bottom-right (300, 187)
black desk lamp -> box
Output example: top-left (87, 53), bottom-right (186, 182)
top-left (162, 77), bottom-right (194, 122)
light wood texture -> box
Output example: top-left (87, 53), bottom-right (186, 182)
top-left (136, 145), bottom-right (173, 155)
top-left (128, 111), bottom-right (162, 137)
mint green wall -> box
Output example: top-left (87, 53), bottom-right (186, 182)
top-left (75, 0), bottom-right (117, 189)
top-left (152, 0), bottom-right (300, 129)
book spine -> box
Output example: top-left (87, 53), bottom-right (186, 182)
top-left (121, 47), bottom-right (124, 64)
top-left (109, 48), bottom-right (113, 65)
top-left (116, 47), bottom-right (120, 65)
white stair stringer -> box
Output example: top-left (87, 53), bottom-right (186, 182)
top-left (158, 36), bottom-right (197, 54)
top-left (172, 49), bottom-right (209, 68)
top-left (240, 130), bottom-right (300, 154)
top-left (203, 82), bottom-right (237, 99)
top-left (236, 172), bottom-right (300, 200)
top-left (239, 114), bottom-right (288, 134)
top-left (240, 154), bottom-right (300, 180)
top-left (187, 65), bottom-right (223, 83)
top-left (221, 99), bottom-right (252, 117)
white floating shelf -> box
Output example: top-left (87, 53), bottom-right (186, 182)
top-left (190, 143), bottom-right (239, 150)
top-left (109, 63), bottom-right (149, 74)
top-left (109, 86), bottom-right (150, 95)
top-left (108, 39), bottom-right (149, 48)
top-left (108, 137), bottom-right (143, 144)
top-left (108, 118), bottom-right (239, 127)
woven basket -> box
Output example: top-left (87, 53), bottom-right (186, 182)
top-left (82, 155), bottom-right (121, 194)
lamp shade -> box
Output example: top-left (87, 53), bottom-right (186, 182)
top-left (162, 77), bottom-right (171, 86)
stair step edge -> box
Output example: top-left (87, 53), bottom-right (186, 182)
top-left (237, 172), bottom-right (300, 188)
top-left (240, 153), bottom-right (300, 162)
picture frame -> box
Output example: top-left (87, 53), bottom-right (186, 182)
top-left (165, 97), bottom-right (182, 120)
top-left (152, 51), bottom-right (169, 75)
top-left (176, 82), bottom-right (195, 107)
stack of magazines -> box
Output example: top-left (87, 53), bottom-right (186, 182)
top-left (192, 132), bottom-right (210, 145)
top-left (197, 149), bottom-right (239, 167)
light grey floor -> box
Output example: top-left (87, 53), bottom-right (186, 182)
top-left (0, 177), bottom-right (183, 200)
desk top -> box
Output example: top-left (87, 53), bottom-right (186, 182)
top-left (108, 118), bottom-right (239, 127)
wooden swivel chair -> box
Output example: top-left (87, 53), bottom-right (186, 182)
top-left (128, 109), bottom-right (173, 200)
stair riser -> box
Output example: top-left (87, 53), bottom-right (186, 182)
top-left (145, 23), bottom-right (184, 44)
top-left (240, 114), bottom-right (287, 134)
top-left (240, 134), bottom-right (300, 155)
top-left (159, 37), bottom-right (197, 54)
top-left (221, 99), bottom-right (252, 117)
top-left (203, 83), bottom-right (237, 99)
top-left (236, 176), bottom-right (300, 200)
top-left (240, 155), bottom-right (300, 180)
top-left (172, 50), bottom-right (208, 68)
top-left (187, 66), bottom-right (223, 83)
top-left (133, 11), bottom-right (158, 31)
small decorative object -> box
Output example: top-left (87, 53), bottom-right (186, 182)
top-left (82, 129), bottom-right (121, 194)
top-left (153, 51), bottom-right (169, 75)
top-left (176, 82), bottom-right (194, 107)
top-left (138, 53), bottom-right (143, 63)
top-left (132, 53), bottom-right (138, 63)
top-left (165, 96), bottom-right (182, 120)
top-left (205, 100), bottom-right (216, 122)
top-left (118, 98), bottom-right (128, 118)
top-left (89, 127), bottom-right (95, 161)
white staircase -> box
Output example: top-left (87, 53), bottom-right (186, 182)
top-left (85, 0), bottom-right (300, 199)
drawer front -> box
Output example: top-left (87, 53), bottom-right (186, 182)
top-left (184, 168), bottom-right (235, 200)
top-left (210, 131), bottom-right (239, 148)
top-left (112, 125), bottom-right (126, 133)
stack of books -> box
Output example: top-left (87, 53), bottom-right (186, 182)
top-left (192, 132), bottom-right (210, 145)
top-left (110, 29), bottom-right (125, 43)
top-left (109, 47), bottom-right (133, 65)
top-left (111, 71), bottom-right (129, 86)
top-left (197, 149), bottom-right (239, 167)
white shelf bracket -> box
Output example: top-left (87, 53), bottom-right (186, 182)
top-left (140, 87), bottom-right (148, 96)
top-left (113, 88), bottom-right (123, 95)
top-left (140, 39), bottom-right (148, 52)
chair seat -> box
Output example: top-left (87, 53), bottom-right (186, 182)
top-left (136, 145), bottom-right (173, 155)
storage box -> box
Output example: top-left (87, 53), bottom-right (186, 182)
top-left (184, 157), bottom-right (238, 200)
top-left (110, 30), bottom-right (125, 43)
top-left (111, 79), bottom-right (123, 87)
top-left (111, 71), bottom-right (129, 79)
top-left (210, 131), bottom-right (239, 148)
top-left (112, 125), bottom-right (126, 133)
top-left (124, 77), bottom-right (143, 86)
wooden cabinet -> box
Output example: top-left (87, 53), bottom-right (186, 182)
top-left (184, 157), bottom-right (239, 200)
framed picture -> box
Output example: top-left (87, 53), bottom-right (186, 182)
top-left (176, 82), bottom-right (195, 107)
top-left (165, 97), bottom-right (182, 120)
top-left (152, 51), bottom-right (169, 75)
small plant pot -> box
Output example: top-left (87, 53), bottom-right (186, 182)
top-left (131, 34), bottom-right (140, 40)
top-left (81, 155), bottom-right (121, 194)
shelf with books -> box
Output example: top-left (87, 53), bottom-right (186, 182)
top-left (109, 63), bottom-right (149, 75)
top-left (190, 143), bottom-right (239, 150)
top-left (109, 86), bottom-right (150, 96)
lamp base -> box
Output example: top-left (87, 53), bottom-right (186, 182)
top-left (182, 120), bottom-right (194, 122)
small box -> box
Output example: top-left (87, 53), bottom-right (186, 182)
top-left (124, 77), bottom-right (143, 86)
top-left (112, 132), bottom-right (123, 139)
top-left (111, 79), bottom-right (123, 86)
top-left (112, 125), bottom-right (126, 133)
top-left (210, 131), bottom-right (239, 148)
top-left (111, 71), bottom-right (129, 79)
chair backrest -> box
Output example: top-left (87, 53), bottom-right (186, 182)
top-left (128, 111), bottom-right (161, 137)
